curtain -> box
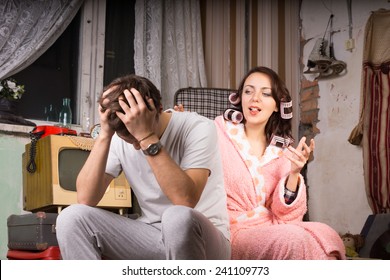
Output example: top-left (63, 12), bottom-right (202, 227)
top-left (0, 0), bottom-right (84, 80)
top-left (134, 0), bottom-right (207, 110)
top-left (350, 9), bottom-right (390, 214)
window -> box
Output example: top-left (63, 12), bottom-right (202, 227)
top-left (13, 10), bottom-right (80, 122)
top-left (104, 0), bottom-right (135, 86)
top-left (12, 0), bottom-right (135, 128)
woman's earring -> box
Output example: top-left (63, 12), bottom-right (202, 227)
top-left (280, 101), bottom-right (293, 119)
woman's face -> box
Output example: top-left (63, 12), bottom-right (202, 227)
top-left (241, 72), bottom-right (278, 126)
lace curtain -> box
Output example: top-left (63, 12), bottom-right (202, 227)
top-left (134, 0), bottom-right (207, 110)
top-left (0, 0), bottom-right (84, 80)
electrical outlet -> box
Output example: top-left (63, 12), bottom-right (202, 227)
top-left (115, 189), bottom-right (127, 200)
top-left (345, 38), bottom-right (355, 51)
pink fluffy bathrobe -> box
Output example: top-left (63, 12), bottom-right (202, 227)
top-left (215, 116), bottom-right (346, 260)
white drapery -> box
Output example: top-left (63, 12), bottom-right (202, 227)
top-left (0, 0), bottom-right (84, 80)
top-left (134, 0), bottom-right (207, 110)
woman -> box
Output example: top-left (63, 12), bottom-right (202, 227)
top-left (214, 66), bottom-right (345, 259)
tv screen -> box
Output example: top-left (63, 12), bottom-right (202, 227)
top-left (58, 149), bottom-right (89, 191)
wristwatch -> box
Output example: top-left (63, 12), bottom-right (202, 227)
top-left (142, 141), bottom-right (163, 156)
top-left (90, 124), bottom-right (101, 140)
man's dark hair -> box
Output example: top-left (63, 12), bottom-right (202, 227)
top-left (99, 74), bottom-right (162, 135)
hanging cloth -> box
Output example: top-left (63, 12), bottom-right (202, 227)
top-left (349, 9), bottom-right (390, 213)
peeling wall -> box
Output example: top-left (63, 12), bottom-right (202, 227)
top-left (301, 0), bottom-right (389, 234)
top-left (0, 132), bottom-right (30, 259)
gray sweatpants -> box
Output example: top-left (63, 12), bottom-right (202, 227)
top-left (56, 204), bottom-right (230, 260)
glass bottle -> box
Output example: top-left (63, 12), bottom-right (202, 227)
top-left (58, 98), bottom-right (72, 128)
top-left (46, 104), bottom-right (58, 122)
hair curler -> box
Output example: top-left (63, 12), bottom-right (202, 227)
top-left (223, 108), bottom-right (243, 124)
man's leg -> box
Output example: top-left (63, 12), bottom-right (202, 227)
top-left (161, 205), bottom-right (231, 260)
top-left (56, 204), bottom-right (165, 259)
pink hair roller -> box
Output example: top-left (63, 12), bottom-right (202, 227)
top-left (224, 109), bottom-right (243, 124)
top-left (280, 101), bottom-right (293, 119)
top-left (229, 92), bottom-right (240, 105)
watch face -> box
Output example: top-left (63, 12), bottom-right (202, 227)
top-left (90, 124), bottom-right (101, 140)
top-left (149, 143), bottom-right (160, 155)
top-left (143, 141), bottom-right (162, 156)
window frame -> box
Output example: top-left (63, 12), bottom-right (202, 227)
top-left (76, 0), bottom-right (106, 130)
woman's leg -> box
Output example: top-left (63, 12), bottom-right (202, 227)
top-left (231, 223), bottom-right (329, 260)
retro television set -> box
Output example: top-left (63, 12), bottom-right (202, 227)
top-left (22, 135), bottom-right (131, 214)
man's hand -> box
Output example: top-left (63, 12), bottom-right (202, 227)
top-left (98, 87), bottom-right (116, 139)
top-left (116, 88), bottom-right (158, 142)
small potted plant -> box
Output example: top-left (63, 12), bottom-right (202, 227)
top-left (0, 77), bottom-right (25, 114)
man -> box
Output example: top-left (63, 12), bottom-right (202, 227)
top-left (56, 74), bottom-right (230, 259)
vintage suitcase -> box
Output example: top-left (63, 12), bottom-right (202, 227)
top-left (7, 211), bottom-right (58, 251)
top-left (7, 246), bottom-right (61, 260)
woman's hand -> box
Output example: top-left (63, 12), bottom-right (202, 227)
top-left (286, 136), bottom-right (315, 175)
top-left (283, 137), bottom-right (315, 192)
top-left (173, 104), bottom-right (185, 112)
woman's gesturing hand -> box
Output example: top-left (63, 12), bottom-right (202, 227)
top-left (286, 137), bottom-right (315, 174)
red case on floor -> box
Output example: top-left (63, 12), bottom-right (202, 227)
top-left (7, 246), bottom-right (61, 260)
top-left (7, 212), bottom-right (58, 251)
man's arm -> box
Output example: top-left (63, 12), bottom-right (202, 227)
top-left (76, 133), bottom-right (115, 206)
top-left (76, 87), bottom-right (117, 206)
top-left (139, 133), bottom-right (210, 208)
top-left (117, 89), bottom-right (210, 208)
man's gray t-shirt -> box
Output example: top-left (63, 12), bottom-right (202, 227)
top-left (105, 110), bottom-right (230, 240)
